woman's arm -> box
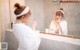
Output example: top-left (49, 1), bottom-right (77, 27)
top-left (32, 21), bottom-right (37, 30)
top-left (60, 21), bottom-right (68, 35)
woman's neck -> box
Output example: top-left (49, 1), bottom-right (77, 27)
top-left (16, 19), bottom-right (28, 25)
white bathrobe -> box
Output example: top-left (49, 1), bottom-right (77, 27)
top-left (13, 23), bottom-right (41, 50)
top-left (50, 20), bottom-right (68, 35)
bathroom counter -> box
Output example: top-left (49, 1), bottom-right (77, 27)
top-left (6, 29), bottom-right (80, 45)
top-left (40, 33), bottom-right (80, 45)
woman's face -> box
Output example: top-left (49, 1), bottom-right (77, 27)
top-left (55, 15), bottom-right (63, 23)
top-left (22, 14), bottom-right (30, 24)
top-left (56, 15), bottom-right (62, 20)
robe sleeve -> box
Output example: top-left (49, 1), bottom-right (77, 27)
top-left (60, 21), bottom-right (68, 35)
top-left (49, 21), bottom-right (54, 29)
top-left (13, 24), bottom-right (41, 50)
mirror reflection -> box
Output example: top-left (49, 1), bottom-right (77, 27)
top-left (9, 0), bottom-right (80, 37)
top-left (42, 0), bottom-right (80, 37)
top-left (46, 8), bottom-right (67, 35)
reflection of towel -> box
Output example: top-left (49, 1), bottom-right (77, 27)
top-left (13, 23), bottom-right (41, 50)
top-left (49, 20), bottom-right (68, 35)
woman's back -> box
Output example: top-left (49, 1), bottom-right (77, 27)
top-left (13, 23), bottom-right (41, 50)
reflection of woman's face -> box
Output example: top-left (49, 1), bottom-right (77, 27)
top-left (56, 15), bottom-right (62, 20)
top-left (55, 15), bottom-right (63, 23)
top-left (55, 11), bottom-right (63, 21)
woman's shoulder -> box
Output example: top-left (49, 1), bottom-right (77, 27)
top-left (61, 20), bottom-right (67, 24)
top-left (50, 20), bottom-right (56, 25)
top-left (13, 23), bottom-right (32, 30)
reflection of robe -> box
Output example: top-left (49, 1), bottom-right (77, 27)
top-left (49, 20), bottom-right (68, 35)
top-left (13, 23), bottom-right (41, 50)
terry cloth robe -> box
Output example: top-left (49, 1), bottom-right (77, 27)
top-left (50, 20), bottom-right (68, 35)
top-left (13, 23), bottom-right (41, 50)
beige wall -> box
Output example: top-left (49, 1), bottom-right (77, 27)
top-left (0, 0), bottom-right (3, 49)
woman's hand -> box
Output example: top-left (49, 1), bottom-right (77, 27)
top-left (56, 18), bottom-right (61, 23)
top-left (32, 20), bottom-right (37, 30)
top-left (55, 28), bottom-right (59, 34)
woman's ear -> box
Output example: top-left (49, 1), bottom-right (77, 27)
top-left (21, 15), bottom-right (25, 18)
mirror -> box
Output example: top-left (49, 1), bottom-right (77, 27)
top-left (42, 0), bottom-right (80, 37)
top-left (9, 0), bottom-right (80, 38)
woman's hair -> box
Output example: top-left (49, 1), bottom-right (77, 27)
top-left (60, 8), bottom-right (63, 11)
top-left (55, 11), bottom-right (64, 18)
top-left (14, 3), bottom-right (31, 19)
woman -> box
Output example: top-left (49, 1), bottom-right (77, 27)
top-left (49, 10), bottom-right (68, 35)
top-left (13, 3), bottom-right (41, 50)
